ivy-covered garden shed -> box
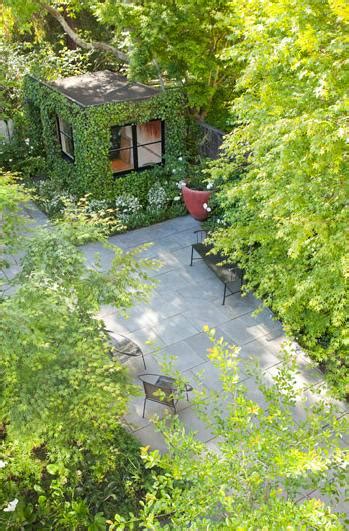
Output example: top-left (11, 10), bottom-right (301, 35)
top-left (24, 71), bottom-right (186, 200)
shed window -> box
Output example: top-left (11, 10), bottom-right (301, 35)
top-left (57, 116), bottom-right (74, 160)
top-left (110, 125), bottom-right (134, 173)
top-left (110, 120), bottom-right (163, 174)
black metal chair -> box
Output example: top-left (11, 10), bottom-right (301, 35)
top-left (105, 329), bottom-right (147, 370)
top-left (139, 374), bottom-right (193, 418)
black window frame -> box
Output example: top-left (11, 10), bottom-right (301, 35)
top-left (56, 115), bottom-right (75, 162)
top-left (109, 120), bottom-right (165, 177)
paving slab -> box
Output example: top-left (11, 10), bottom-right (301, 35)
top-left (156, 314), bottom-right (200, 345)
top-left (238, 338), bottom-right (282, 370)
top-left (155, 341), bottom-right (207, 372)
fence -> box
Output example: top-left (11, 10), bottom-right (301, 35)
top-left (197, 122), bottom-right (225, 160)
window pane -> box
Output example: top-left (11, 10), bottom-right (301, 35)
top-left (137, 120), bottom-right (161, 145)
top-left (57, 115), bottom-right (74, 159)
top-left (61, 135), bottom-right (74, 158)
top-left (110, 125), bottom-right (133, 151)
top-left (110, 148), bottom-right (134, 173)
top-left (137, 142), bottom-right (162, 168)
top-left (58, 116), bottom-right (72, 138)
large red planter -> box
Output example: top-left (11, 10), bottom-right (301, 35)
top-left (182, 185), bottom-right (212, 221)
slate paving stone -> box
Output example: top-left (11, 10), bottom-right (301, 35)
top-left (218, 293), bottom-right (260, 318)
top-left (238, 338), bottom-right (281, 370)
top-left (100, 312), bottom-right (132, 335)
top-left (219, 316), bottom-right (268, 346)
top-left (184, 328), bottom-right (230, 360)
top-left (126, 327), bottom-right (166, 354)
top-left (114, 308), bottom-right (162, 333)
top-left (171, 230), bottom-right (200, 247)
top-left (123, 351), bottom-right (161, 377)
top-left (178, 408), bottom-right (215, 443)
top-left (133, 425), bottom-right (168, 454)
top-left (176, 283), bottom-right (224, 302)
top-left (155, 267), bottom-right (198, 287)
top-left (156, 314), bottom-right (201, 345)
top-left (155, 341), bottom-right (207, 372)
top-left (182, 305), bottom-right (234, 332)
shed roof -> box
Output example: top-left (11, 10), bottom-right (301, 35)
top-left (49, 70), bottom-right (160, 107)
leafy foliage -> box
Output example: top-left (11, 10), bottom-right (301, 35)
top-left (3, 0), bottom-right (239, 125)
top-left (209, 0), bottom-right (349, 396)
top-left (96, 0), bottom-right (239, 123)
top-left (113, 329), bottom-right (349, 529)
top-left (0, 171), bottom-right (28, 274)
top-left (0, 38), bottom-right (92, 120)
top-left (0, 171), bottom-right (156, 527)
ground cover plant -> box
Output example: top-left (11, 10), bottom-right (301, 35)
top-left (0, 170), bottom-right (158, 528)
top-left (27, 163), bottom-right (187, 232)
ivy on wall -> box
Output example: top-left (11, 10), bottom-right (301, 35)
top-left (23, 75), bottom-right (187, 200)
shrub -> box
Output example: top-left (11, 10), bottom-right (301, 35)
top-left (115, 194), bottom-right (142, 224)
top-left (147, 183), bottom-right (168, 211)
top-left (0, 171), bottom-right (157, 527)
top-left (208, 0), bottom-right (349, 397)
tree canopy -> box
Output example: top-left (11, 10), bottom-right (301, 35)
top-left (209, 0), bottom-right (349, 396)
top-left (2, 0), bottom-right (238, 124)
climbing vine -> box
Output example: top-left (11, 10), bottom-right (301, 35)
top-left (24, 75), bottom-right (187, 200)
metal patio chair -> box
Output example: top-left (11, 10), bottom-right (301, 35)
top-left (139, 373), bottom-right (193, 418)
top-left (105, 329), bottom-right (147, 370)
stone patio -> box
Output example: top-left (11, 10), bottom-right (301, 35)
top-left (92, 214), bottom-right (348, 516)
top-left (7, 206), bottom-right (348, 516)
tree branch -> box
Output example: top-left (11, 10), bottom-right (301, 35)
top-left (43, 4), bottom-right (129, 63)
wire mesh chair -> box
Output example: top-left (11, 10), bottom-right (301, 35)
top-left (139, 374), bottom-right (193, 418)
top-left (105, 329), bottom-right (147, 370)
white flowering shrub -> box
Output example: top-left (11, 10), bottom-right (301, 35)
top-left (168, 156), bottom-right (187, 182)
top-left (84, 198), bottom-right (110, 214)
top-left (147, 184), bottom-right (167, 211)
top-left (115, 194), bottom-right (141, 223)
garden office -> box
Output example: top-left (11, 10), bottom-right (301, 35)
top-left (24, 70), bottom-right (186, 197)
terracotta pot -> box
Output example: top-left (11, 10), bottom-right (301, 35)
top-left (182, 185), bottom-right (211, 221)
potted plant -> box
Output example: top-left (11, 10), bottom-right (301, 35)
top-left (182, 163), bottom-right (214, 220)
top-left (171, 157), bottom-right (214, 221)
top-left (181, 182), bottom-right (213, 221)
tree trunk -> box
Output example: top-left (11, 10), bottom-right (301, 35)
top-left (43, 4), bottom-right (129, 62)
